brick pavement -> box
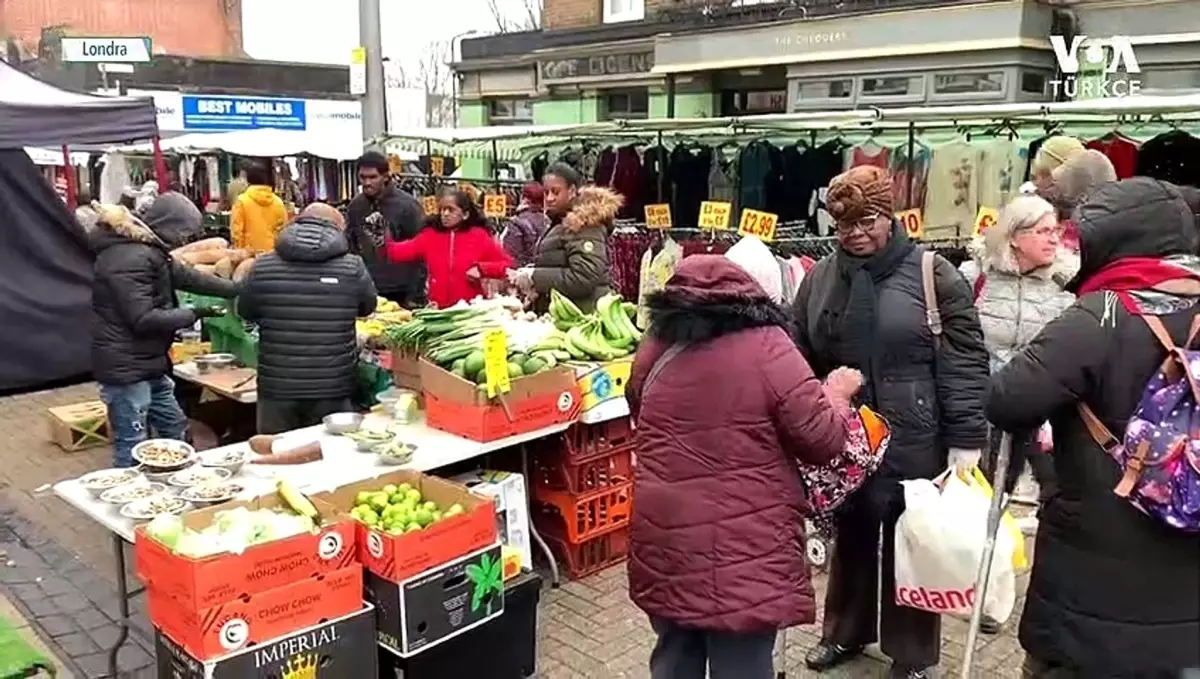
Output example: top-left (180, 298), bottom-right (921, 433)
top-left (0, 385), bottom-right (1029, 678)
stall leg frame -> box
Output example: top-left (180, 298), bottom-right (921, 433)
top-left (108, 535), bottom-right (144, 678)
top-left (520, 444), bottom-right (560, 587)
top-left (960, 431), bottom-right (1012, 678)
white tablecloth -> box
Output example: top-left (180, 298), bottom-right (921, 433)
top-left (52, 413), bottom-right (571, 544)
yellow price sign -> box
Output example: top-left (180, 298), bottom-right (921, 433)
top-left (698, 201), bottom-right (732, 230)
top-left (482, 328), bottom-right (511, 398)
top-left (974, 206), bottom-right (1000, 236)
top-left (737, 208), bottom-right (779, 242)
top-left (483, 194), bottom-right (508, 218)
top-left (896, 209), bottom-right (924, 239)
top-left (644, 204), bottom-right (672, 229)
top-left (422, 195), bottom-right (438, 216)
top-left (430, 156), bottom-right (445, 177)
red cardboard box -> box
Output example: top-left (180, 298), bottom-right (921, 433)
top-left (149, 564), bottom-right (363, 661)
top-left (134, 494), bottom-right (356, 610)
top-left (314, 470), bottom-right (497, 583)
top-left (420, 359), bottom-right (581, 442)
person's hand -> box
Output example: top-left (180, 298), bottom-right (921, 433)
top-left (824, 367), bottom-right (863, 402)
top-left (466, 265), bottom-right (482, 281)
top-left (191, 304), bottom-right (226, 319)
top-left (950, 448), bottom-right (982, 476)
top-left (508, 267), bottom-right (534, 292)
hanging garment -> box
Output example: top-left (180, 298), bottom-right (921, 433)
top-left (739, 141), bottom-right (775, 213)
top-left (1087, 135), bottom-right (1140, 179)
top-left (99, 152), bottom-right (132, 205)
top-left (611, 145), bottom-right (645, 220)
top-left (641, 145), bottom-right (670, 207)
top-left (609, 230), bottom-right (652, 300)
top-left (779, 143), bottom-right (816, 224)
top-left (977, 139), bottom-right (1027, 210)
top-left (636, 237), bottom-right (682, 330)
top-left (890, 142), bottom-right (932, 212)
top-left (850, 141), bottom-right (890, 171)
top-left (708, 145), bottom-right (738, 210)
top-left (809, 139), bottom-right (852, 234)
top-left (1135, 131), bottom-right (1200, 188)
top-left (530, 152), bottom-right (550, 182)
top-left (594, 146), bottom-right (617, 186)
top-left (668, 144), bottom-right (712, 228)
top-left (923, 140), bottom-right (982, 241)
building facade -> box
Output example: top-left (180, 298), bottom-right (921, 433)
top-left (455, 0), bottom-right (1200, 129)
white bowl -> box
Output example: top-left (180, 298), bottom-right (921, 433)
top-left (132, 439), bottom-right (196, 470)
top-left (100, 482), bottom-right (168, 506)
top-left (197, 449), bottom-right (247, 475)
top-left (180, 481), bottom-right (245, 508)
top-left (167, 466), bottom-right (231, 488)
top-left (120, 496), bottom-right (190, 521)
top-left (78, 468), bottom-right (144, 498)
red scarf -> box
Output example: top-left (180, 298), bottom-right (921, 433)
top-left (1076, 257), bottom-right (1200, 312)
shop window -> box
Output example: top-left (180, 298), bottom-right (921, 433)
top-left (487, 98), bottom-right (533, 126)
top-left (721, 89), bottom-right (787, 116)
top-left (794, 78), bottom-right (853, 104)
top-left (602, 89), bottom-right (649, 120)
top-left (933, 71), bottom-right (1005, 95)
top-left (1141, 68), bottom-right (1200, 92)
top-left (1020, 71), bottom-right (1048, 96)
top-left (859, 75), bottom-right (925, 100)
top-left (604, 0), bottom-right (645, 23)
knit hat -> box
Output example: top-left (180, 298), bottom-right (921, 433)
top-left (1032, 136), bottom-right (1085, 175)
top-left (725, 236), bottom-right (783, 304)
top-left (826, 166), bottom-right (894, 223)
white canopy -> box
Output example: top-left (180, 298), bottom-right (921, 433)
top-left (112, 128), bottom-right (365, 161)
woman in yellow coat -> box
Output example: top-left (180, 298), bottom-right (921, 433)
top-left (231, 160), bottom-right (287, 252)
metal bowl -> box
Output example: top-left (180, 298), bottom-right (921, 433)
top-left (193, 353), bottom-right (236, 373)
top-left (167, 466), bottom-right (232, 488)
top-left (180, 482), bottom-right (245, 508)
top-left (131, 439), bottom-right (196, 471)
top-left (120, 496), bottom-right (190, 522)
top-left (323, 412), bottom-right (364, 435)
top-left (197, 448), bottom-right (247, 476)
top-left (100, 482), bottom-right (168, 506)
top-left (78, 468), bottom-right (144, 498)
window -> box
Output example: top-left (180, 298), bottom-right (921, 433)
top-left (721, 89), bottom-right (787, 116)
top-left (603, 0), bottom-right (645, 23)
top-left (1141, 68), bottom-right (1200, 92)
top-left (1021, 71), bottom-right (1048, 96)
top-left (933, 71), bottom-right (1005, 95)
top-left (601, 89), bottom-right (649, 120)
top-left (859, 75), bottom-right (924, 98)
top-left (487, 98), bottom-right (533, 125)
top-left (794, 78), bottom-right (853, 105)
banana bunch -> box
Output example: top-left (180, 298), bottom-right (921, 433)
top-left (376, 296), bottom-right (404, 314)
top-left (357, 319), bottom-right (387, 339)
top-left (543, 290), bottom-right (642, 361)
top-left (374, 309), bottom-right (413, 324)
top-left (548, 289), bottom-right (586, 331)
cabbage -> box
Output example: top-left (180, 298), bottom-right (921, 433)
top-left (146, 515), bottom-right (184, 550)
top-left (168, 507), bottom-right (317, 556)
top-left (175, 531), bottom-right (225, 558)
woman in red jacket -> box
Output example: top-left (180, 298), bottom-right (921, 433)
top-left (386, 190), bottom-right (513, 308)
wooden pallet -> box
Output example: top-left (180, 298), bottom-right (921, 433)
top-left (46, 401), bottom-right (110, 452)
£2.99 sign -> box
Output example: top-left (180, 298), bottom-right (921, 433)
top-left (738, 209), bottom-right (779, 242)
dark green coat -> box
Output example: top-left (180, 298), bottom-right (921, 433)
top-left (530, 186), bottom-right (618, 313)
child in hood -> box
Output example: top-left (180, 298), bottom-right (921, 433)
top-left (386, 189), bottom-right (513, 308)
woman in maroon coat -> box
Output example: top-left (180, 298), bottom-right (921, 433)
top-left (627, 252), bottom-right (860, 679)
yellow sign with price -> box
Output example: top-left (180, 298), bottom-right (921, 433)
top-left (738, 209), bottom-right (779, 242)
top-left (429, 156), bottom-right (445, 177)
top-left (644, 204), bottom-right (672, 229)
top-left (482, 328), bottom-right (511, 398)
top-left (422, 195), bottom-right (438, 216)
top-left (483, 194), bottom-right (508, 218)
top-left (896, 209), bottom-right (924, 239)
top-left (698, 201), bottom-right (732, 230)
top-left (974, 207), bottom-right (1000, 236)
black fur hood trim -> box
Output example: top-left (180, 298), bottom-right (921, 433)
top-left (647, 289), bottom-right (792, 344)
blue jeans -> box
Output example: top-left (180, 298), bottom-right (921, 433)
top-left (98, 375), bottom-right (188, 468)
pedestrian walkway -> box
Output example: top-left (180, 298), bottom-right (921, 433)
top-left (0, 590), bottom-right (74, 678)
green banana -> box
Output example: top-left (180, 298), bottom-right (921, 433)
top-left (532, 350), bottom-right (558, 368)
top-left (550, 290), bottom-right (585, 324)
top-left (596, 294), bottom-right (631, 345)
top-left (564, 326), bottom-right (589, 359)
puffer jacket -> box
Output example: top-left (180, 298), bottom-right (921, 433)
top-left (530, 187), bottom-right (617, 314)
top-left (989, 178), bottom-right (1200, 676)
top-left (237, 217), bottom-right (377, 400)
top-left (346, 185), bottom-right (426, 305)
top-left (627, 256), bottom-right (850, 633)
top-left (958, 233), bottom-right (1075, 373)
top-left (501, 207), bottom-right (547, 267)
top-left (231, 185), bottom-right (288, 253)
top-left (91, 209), bottom-right (238, 385)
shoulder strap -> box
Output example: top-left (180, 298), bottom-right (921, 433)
top-left (641, 344), bottom-right (687, 397)
top-left (921, 250), bottom-right (943, 344)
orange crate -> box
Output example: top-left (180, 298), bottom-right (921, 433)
top-left (535, 447), bottom-right (634, 495)
top-left (541, 521), bottom-right (629, 580)
top-left (535, 483), bottom-right (632, 544)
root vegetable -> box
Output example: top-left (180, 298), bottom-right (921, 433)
top-left (254, 441), bottom-right (322, 465)
top-left (214, 257), bottom-right (234, 278)
top-left (193, 264), bottom-right (217, 275)
top-left (232, 257), bottom-right (256, 282)
top-left (227, 249), bottom-right (252, 266)
top-left (172, 237), bottom-right (228, 256)
top-left (248, 435), bottom-right (277, 456)
top-left (179, 249), bottom-right (230, 266)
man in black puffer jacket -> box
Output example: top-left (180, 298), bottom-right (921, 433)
top-left (92, 193), bottom-right (238, 468)
top-left (238, 203), bottom-right (377, 434)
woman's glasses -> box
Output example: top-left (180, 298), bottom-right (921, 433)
top-left (836, 214), bottom-right (884, 234)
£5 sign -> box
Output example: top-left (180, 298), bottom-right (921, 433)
top-left (1049, 35), bottom-right (1141, 99)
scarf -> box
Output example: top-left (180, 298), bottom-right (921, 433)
top-left (1076, 256), bottom-right (1200, 313)
top-left (818, 224), bottom-right (915, 402)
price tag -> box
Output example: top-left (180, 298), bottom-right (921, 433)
top-left (644, 204), bottom-right (672, 229)
top-left (482, 328), bottom-right (511, 398)
top-left (422, 195), bottom-right (437, 216)
top-left (483, 194), bottom-right (508, 218)
top-left (738, 209), bottom-right (779, 242)
top-left (698, 201), bottom-right (732, 230)
top-left (896, 209), bottom-right (924, 239)
top-left (430, 156), bottom-right (445, 177)
top-left (974, 207), bottom-right (1000, 236)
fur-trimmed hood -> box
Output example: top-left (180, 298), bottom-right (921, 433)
top-left (562, 186), bottom-right (623, 232)
top-left (648, 255), bottom-right (791, 344)
top-left (89, 203), bottom-right (167, 253)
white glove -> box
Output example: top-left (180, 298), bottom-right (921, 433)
top-left (949, 448), bottom-right (982, 475)
top-left (509, 267), bottom-right (535, 291)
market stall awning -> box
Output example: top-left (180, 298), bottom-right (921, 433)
top-left (0, 61), bottom-right (158, 148)
top-left (111, 128), bottom-right (365, 161)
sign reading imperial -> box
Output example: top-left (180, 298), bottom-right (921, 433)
top-left (541, 52), bottom-right (655, 81)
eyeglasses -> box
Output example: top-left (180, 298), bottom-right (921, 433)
top-left (836, 214), bottom-right (884, 234)
top-left (1015, 226), bottom-right (1062, 239)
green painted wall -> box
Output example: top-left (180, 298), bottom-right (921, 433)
top-left (456, 101), bottom-right (489, 178)
top-left (650, 90), bottom-right (715, 119)
top-left (533, 97), bottom-right (600, 125)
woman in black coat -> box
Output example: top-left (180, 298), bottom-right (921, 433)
top-left (988, 177), bottom-right (1200, 677)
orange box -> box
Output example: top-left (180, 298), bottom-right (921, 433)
top-left (419, 359), bottom-right (581, 442)
top-left (134, 494), bottom-right (356, 610)
top-left (313, 470), bottom-right (497, 583)
top-left (149, 564), bottom-right (363, 661)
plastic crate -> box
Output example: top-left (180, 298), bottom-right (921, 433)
top-left (534, 482), bottom-right (632, 544)
top-left (540, 521), bottom-right (629, 580)
top-left (534, 446), bottom-right (633, 495)
top-left (554, 418), bottom-right (636, 464)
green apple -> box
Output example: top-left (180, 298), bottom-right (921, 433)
top-left (405, 522), bottom-right (422, 532)
top-left (359, 508), bottom-right (379, 526)
top-left (355, 491), bottom-right (372, 505)
top-left (382, 484), bottom-right (397, 495)
top-left (445, 503), bottom-right (465, 518)
top-left (421, 501), bottom-right (438, 513)
top-left (397, 483), bottom-right (413, 495)
top-left (430, 510), bottom-right (443, 523)
top-left (390, 493), bottom-right (406, 505)
top-left (404, 488), bottom-right (422, 504)
top-left (369, 492), bottom-right (390, 511)
top-left (414, 508), bottom-right (434, 528)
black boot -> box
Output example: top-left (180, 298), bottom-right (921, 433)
top-left (980, 615), bottom-right (1002, 635)
top-left (805, 642), bottom-right (863, 671)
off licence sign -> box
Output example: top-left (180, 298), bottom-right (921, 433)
top-left (698, 201), bottom-right (732, 229)
top-left (483, 194), bottom-right (507, 217)
top-left (896, 209), bottom-right (923, 239)
top-left (645, 204), bottom-right (672, 229)
top-left (738, 209), bottom-right (778, 242)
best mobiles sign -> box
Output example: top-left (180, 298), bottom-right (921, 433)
top-left (181, 95), bottom-right (308, 131)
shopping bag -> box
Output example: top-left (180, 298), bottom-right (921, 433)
top-left (969, 467), bottom-right (1028, 570)
top-left (893, 468), bottom-right (1018, 623)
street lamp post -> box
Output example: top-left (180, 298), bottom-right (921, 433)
top-left (450, 30), bottom-right (478, 128)
top-left (359, 0), bottom-right (387, 145)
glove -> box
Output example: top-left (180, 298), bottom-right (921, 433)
top-left (508, 267), bottom-right (534, 291)
top-left (192, 305), bottom-right (226, 319)
top-left (949, 448), bottom-right (982, 475)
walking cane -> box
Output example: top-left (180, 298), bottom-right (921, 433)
top-left (960, 431), bottom-right (1012, 679)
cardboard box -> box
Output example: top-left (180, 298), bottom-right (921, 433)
top-left (149, 564), bottom-right (363, 661)
top-left (571, 358), bottom-right (633, 410)
top-left (171, 341), bottom-right (212, 364)
top-left (155, 604), bottom-right (376, 678)
top-left (134, 495), bottom-right (356, 610)
top-left (313, 470), bottom-right (497, 583)
top-left (46, 401), bottom-right (110, 452)
top-left (391, 350), bottom-right (422, 391)
top-left (452, 470), bottom-right (531, 575)
top-left (420, 358), bottom-right (581, 442)
top-left (368, 543), bottom-right (505, 657)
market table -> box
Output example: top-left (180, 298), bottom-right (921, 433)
top-left (52, 414), bottom-right (573, 678)
top-left (172, 361), bottom-right (257, 404)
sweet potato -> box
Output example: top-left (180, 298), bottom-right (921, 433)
top-left (193, 264), bottom-right (217, 275)
top-left (172, 237), bottom-right (228, 257)
top-left (232, 256), bottom-right (256, 283)
top-left (227, 249), bottom-right (252, 266)
top-left (180, 248), bottom-right (230, 266)
top-left (248, 435), bottom-right (276, 456)
top-left (213, 257), bottom-right (234, 278)
top-left (254, 441), bottom-right (322, 465)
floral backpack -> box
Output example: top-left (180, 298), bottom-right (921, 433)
top-left (1078, 314), bottom-right (1200, 533)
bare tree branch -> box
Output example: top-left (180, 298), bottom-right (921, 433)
top-left (484, 0), bottom-right (542, 33)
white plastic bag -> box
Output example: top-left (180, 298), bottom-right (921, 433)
top-left (894, 468), bottom-right (1017, 623)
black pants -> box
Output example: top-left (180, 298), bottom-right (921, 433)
top-left (1022, 656), bottom-right (1081, 678)
top-left (257, 397), bottom-right (353, 435)
top-left (985, 427), bottom-right (1058, 499)
top-left (822, 484), bottom-right (940, 671)
top-left (649, 617), bottom-right (776, 679)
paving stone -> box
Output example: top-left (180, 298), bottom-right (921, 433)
top-left (53, 631), bottom-right (100, 658)
top-left (51, 592), bottom-right (93, 614)
top-left (23, 596), bottom-right (59, 617)
top-left (38, 613), bottom-right (79, 637)
top-left (71, 607), bottom-right (113, 632)
top-left (38, 574), bottom-right (75, 597)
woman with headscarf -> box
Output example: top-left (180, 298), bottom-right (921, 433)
top-left (502, 182), bottom-right (548, 267)
top-left (793, 166), bottom-right (989, 679)
top-left (988, 177), bottom-right (1200, 677)
top-left (628, 236), bottom-right (860, 679)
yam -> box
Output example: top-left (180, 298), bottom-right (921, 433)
top-left (253, 441), bottom-right (322, 465)
top-left (213, 257), bottom-right (234, 278)
top-left (248, 435), bottom-right (277, 456)
top-left (193, 264), bottom-right (217, 275)
top-left (179, 248), bottom-right (230, 266)
top-left (227, 249), bottom-right (253, 266)
top-left (172, 237), bottom-right (228, 256)
top-left (232, 257), bottom-right (256, 283)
